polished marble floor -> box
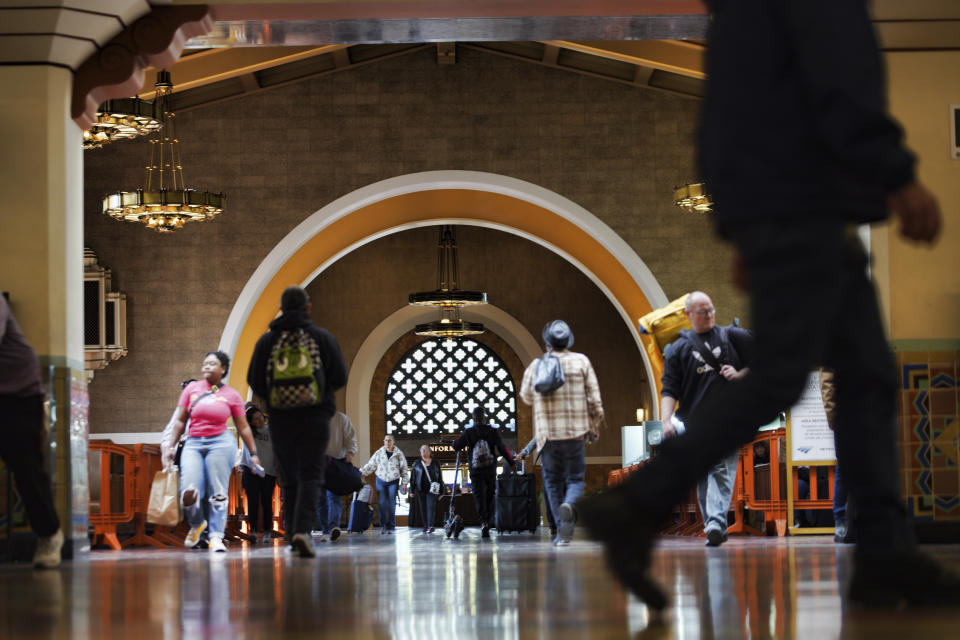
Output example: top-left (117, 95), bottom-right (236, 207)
top-left (1, 529), bottom-right (959, 639)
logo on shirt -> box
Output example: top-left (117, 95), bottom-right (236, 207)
top-left (692, 343), bottom-right (722, 375)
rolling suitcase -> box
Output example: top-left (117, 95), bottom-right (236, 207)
top-left (495, 461), bottom-right (539, 534)
top-left (348, 485), bottom-right (373, 533)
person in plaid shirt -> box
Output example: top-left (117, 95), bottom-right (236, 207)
top-left (520, 320), bottom-right (603, 545)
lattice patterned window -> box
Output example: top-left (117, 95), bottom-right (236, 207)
top-left (386, 338), bottom-right (517, 436)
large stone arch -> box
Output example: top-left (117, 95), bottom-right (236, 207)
top-left (219, 171), bottom-right (669, 420)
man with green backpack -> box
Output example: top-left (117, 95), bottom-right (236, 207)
top-left (247, 286), bottom-right (348, 558)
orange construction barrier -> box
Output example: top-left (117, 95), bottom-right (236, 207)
top-left (88, 441), bottom-right (137, 550)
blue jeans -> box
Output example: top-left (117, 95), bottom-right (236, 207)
top-left (540, 439), bottom-right (586, 525)
top-left (697, 451), bottom-right (738, 533)
top-left (376, 478), bottom-right (399, 530)
top-left (316, 489), bottom-right (344, 533)
top-left (180, 432), bottom-right (236, 537)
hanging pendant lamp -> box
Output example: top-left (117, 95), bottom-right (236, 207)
top-left (102, 71), bottom-right (225, 233)
top-left (409, 226), bottom-right (487, 337)
top-left (83, 97), bottom-right (164, 150)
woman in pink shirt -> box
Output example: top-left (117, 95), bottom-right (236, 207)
top-left (162, 351), bottom-right (260, 552)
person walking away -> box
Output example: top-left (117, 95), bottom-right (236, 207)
top-left (519, 320), bottom-right (603, 546)
top-left (453, 407), bottom-right (516, 538)
top-left (247, 285), bottom-right (348, 558)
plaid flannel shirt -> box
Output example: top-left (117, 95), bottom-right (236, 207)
top-left (520, 350), bottom-right (604, 453)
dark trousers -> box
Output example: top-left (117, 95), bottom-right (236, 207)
top-left (623, 220), bottom-right (911, 553)
top-left (269, 412), bottom-right (329, 536)
top-left (0, 394), bottom-right (60, 537)
top-left (241, 469), bottom-right (276, 533)
top-left (416, 491), bottom-right (438, 528)
top-left (471, 469), bottom-right (496, 526)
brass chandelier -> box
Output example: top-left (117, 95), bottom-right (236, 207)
top-left (83, 97), bottom-right (163, 150)
top-left (673, 182), bottom-right (714, 214)
top-left (102, 71), bottom-right (224, 233)
top-left (410, 226), bottom-right (486, 337)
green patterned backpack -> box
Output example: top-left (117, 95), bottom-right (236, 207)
top-left (267, 328), bottom-right (324, 410)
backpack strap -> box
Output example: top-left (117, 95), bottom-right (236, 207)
top-left (684, 326), bottom-right (740, 372)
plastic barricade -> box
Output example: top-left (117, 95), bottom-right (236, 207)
top-left (88, 441), bottom-right (137, 550)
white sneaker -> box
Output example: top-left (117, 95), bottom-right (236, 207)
top-left (208, 536), bottom-right (227, 553)
top-left (311, 530), bottom-right (328, 542)
top-left (34, 529), bottom-right (63, 569)
top-left (184, 520), bottom-right (207, 548)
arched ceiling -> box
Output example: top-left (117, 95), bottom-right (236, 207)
top-left (137, 0), bottom-right (960, 111)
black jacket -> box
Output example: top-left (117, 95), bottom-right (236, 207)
top-left (700, 0), bottom-right (915, 235)
top-left (409, 457), bottom-right (444, 496)
top-left (453, 422), bottom-right (515, 472)
top-left (661, 326), bottom-right (754, 421)
top-left (247, 309), bottom-right (348, 421)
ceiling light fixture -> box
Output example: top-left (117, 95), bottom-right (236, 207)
top-left (673, 182), bottom-right (713, 214)
top-left (410, 225), bottom-right (487, 337)
top-left (102, 70), bottom-right (225, 233)
top-left (83, 97), bottom-right (163, 150)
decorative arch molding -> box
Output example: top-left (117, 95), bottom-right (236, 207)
top-left (72, 5), bottom-right (213, 129)
top-left (219, 170), bottom-right (669, 419)
top-left (346, 304), bottom-right (541, 458)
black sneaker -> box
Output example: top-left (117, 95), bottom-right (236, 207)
top-left (578, 489), bottom-right (668, 611)
top-left (481, 525), bottom-right (490, 539)
top-left (705, 529), bottom-right (725, 547)
top-left (849, 551), bottom-right (960, 608)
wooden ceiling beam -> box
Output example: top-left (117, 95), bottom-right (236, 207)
top-left (135, 45), bottom-right (349, 98)
top-left (543, 40), bottom-right (705, 80)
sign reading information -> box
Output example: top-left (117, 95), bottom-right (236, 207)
top-left (788, 371), bottom-right (836, 463)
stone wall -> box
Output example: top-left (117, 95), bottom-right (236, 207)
top-left (82, 45), bottom-right (745, 439)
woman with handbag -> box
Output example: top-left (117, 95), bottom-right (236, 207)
top-left (359, 435), bottom-right (409, 534)
top-left (161, 351), bottom-right (261, 552)
top-left (409, 445), bottom-right (444, 533)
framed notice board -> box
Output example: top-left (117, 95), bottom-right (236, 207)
top-left (785, 371), bottom-right (836, 535)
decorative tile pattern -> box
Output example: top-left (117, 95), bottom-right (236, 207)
top-left (896, 345), bottom-right (960, 522)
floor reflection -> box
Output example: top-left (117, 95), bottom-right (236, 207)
top-left (0, 531), bottom-right (958, 639)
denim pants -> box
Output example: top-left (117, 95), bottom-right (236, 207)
top-left (316, 489), bottom-right (344, 533)
top-left (180, 431), bottom-right (236, 537)
top-left (621, 221), bottom-right (912, 554)
top-left (540, 439), bottom-right (586, 524)
top-left (376, 478), bottom-right (399, 530)
top-left (697, 451), bottom-right (738, 533)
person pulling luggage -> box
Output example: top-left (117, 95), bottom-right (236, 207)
top-left (453, 407), bottom-right (516, 538)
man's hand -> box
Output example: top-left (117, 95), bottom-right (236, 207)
top-left (662, 418), bottom-right (677, 439)
top-left (719, 364), bottom-right (748, 381)
top-left (515, 453), bottom-right (525, 462)
top-left (345, 452), bottom-right (353, 464)
top-left (589, 429), bottom-right (600, 444)
top-left (887, 180), bottom-right (942, 243)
